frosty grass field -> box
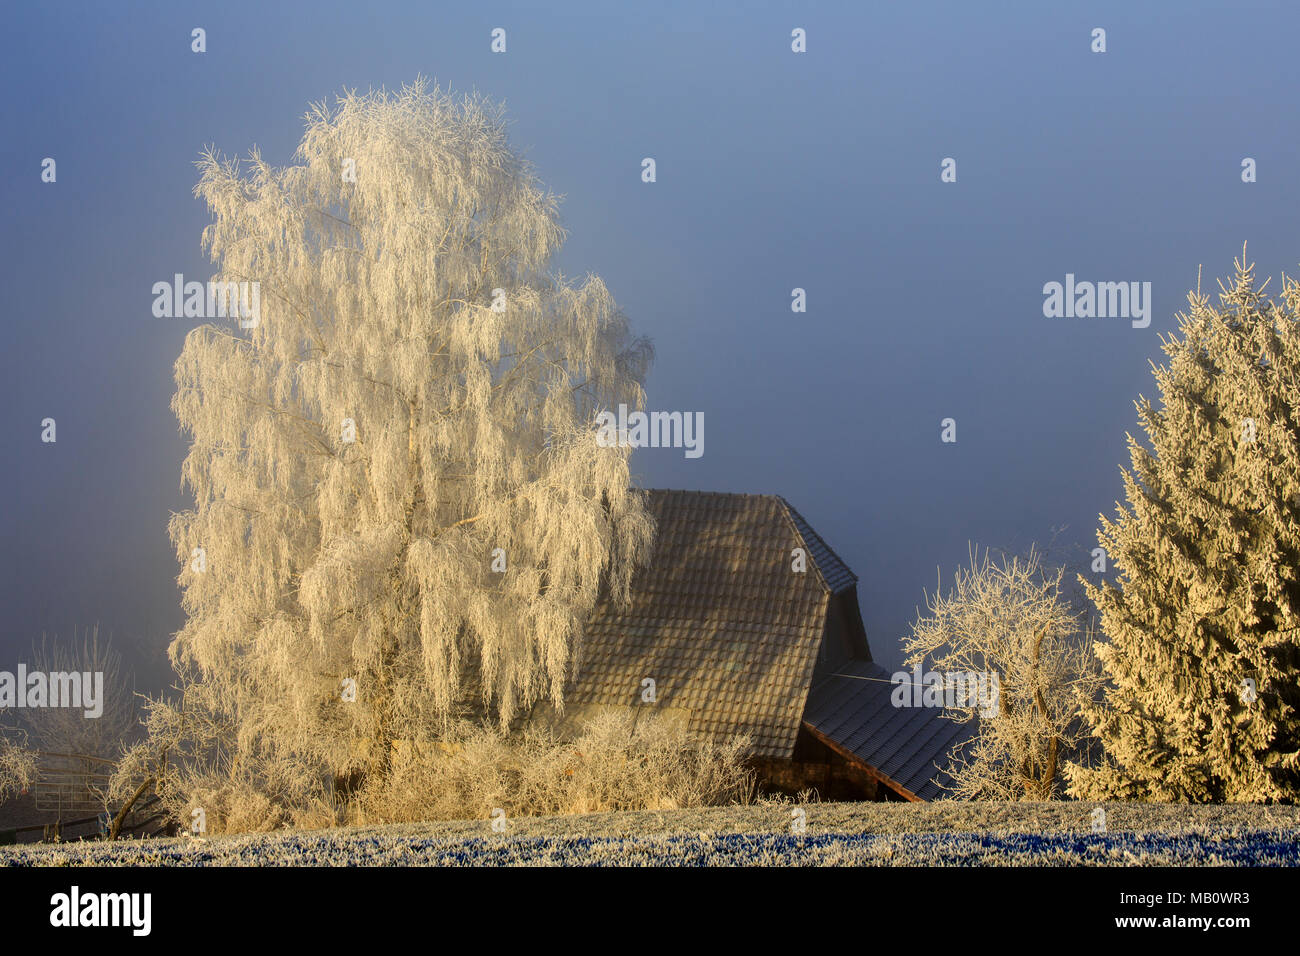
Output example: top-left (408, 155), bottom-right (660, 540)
top-left (2, 803), bottom-right (1298, 867)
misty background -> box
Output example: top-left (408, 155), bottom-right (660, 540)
top-left (3, 0), bottom-right (1299, 693)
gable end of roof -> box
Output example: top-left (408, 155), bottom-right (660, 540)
top-left (779, 498), bottom-right (859, 595)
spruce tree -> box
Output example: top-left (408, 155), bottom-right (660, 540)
top-left (1068, 251), bottom-right (1300, 801)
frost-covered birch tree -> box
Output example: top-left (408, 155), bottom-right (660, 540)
top-left (156, 80), bottom-right (654, 808)
top-left (1068, 252), bottom-right (1300, 802)
top-left (903, 548), bottom-right (1103, 800)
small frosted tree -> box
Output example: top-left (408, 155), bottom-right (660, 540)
top-left (903, 548), bottom-right (1102, 800)
top-left (23, 627), bottom-right (137, 760)
top-left (154, 80), bottom-right (654, 815)
top-left (1068, 251), bottom-right (1300, 802)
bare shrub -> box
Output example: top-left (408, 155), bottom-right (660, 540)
top-left (108, 677), bottom-right (327, 836)
top-left (0, 730), bottom-right (37, 802)
top-left (116, 694), bottom-right (752, 836)
top-left (150, 763), bottom-right (336, 837)
top-left (353, 712), bottom-right (754, 827)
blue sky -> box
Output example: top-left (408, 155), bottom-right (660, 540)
top-left (3, 0), bottom-right (1300, 684)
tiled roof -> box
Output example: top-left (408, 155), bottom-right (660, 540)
top-left (802, 659), bottom-right (977, 801)
top-left (523, 489), bottom-right (971, 800)
top-left (536, 489), bottom-right (849, 758)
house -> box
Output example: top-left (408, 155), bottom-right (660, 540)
top-left (532, 489), bottom-right (974, 801)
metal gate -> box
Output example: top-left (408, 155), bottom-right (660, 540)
top-left (32, 751), bottom-right (113, 815)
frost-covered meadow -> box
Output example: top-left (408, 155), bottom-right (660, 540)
top-left (3, 803), bottom-right (1297, 867)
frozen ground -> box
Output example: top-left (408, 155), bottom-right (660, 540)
top-left (2, 802), bottom-right (1298, 866)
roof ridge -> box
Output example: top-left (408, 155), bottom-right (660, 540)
top-left (639, 487), bottom-right (782, 500)
top-left (777, 496), bottom-right (859, 595)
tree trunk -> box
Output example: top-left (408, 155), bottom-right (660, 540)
top-left (108, 775), bottom-right (154, 841)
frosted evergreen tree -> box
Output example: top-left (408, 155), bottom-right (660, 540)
top-left (1068, 251), bottom-right (1300, 801)
top-left (140, 81), bottom-right (654, 810)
